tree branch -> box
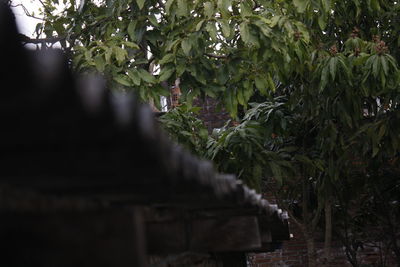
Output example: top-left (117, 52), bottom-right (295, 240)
top-left (204, 53), bottom-right (228, 59)
top-left (19, 34), bottom-right (65, 44)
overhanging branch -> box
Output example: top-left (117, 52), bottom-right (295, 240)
top-left (19, 34), bottom-right (66, 44)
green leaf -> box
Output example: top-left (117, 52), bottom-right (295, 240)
top-left (380, 55), bottom-right (389, 76)
top-left (176, 62), bottom-right (186, 76)
top-left (217, 64), bottom-right (229, 84)
top-left (372, 55), bottom-right (380, 78)
top-left (240, 1), bottom-right (252, 17)
top-left (123, 41), bottom-right (140, 49)
top-left (94, 55), bottom-right (106, 72)
top-left (329, 57), bottom-right (338, 81)
top-left (138, 68), bottom-right (156, 83)
top-left (320, 65), bottom-right (329, 90)
top-left (217, 0), bottom-right (230, 16)
top-left (321, 0), bottom-right (331, 13)
top-left (371, 0), bottom-right (380, 11)
top-left (114, 74), bottom-right (131, 86)
top-left (293, 0), bottom-right (309, 13)
top-left (181, 38), bottom-right (192, 56)
top-left (159, 65), bottom-right (175, 81)
top-left (136, 0), bottom-right (145, 10)
top-left (318, 14), bottom-right (327, 30)
top-left (255, 76), bottom-right (268, 96)
top-left (128, 69), bottom-right (141, 85)
top-left (148, 14), bottom-right (159, 26)
top-left (239, 22), bottom-right (250, 44)
top-left (220, 19), bottom-right (231, 38)
top-left (206, 22), bottom-right (217, 41)
top-left (196, 20), bottom-right (205, 31)
top-left (105, 48), bottom-right (113, 63)
top-left (113, 46), bottom-right (127, 65)
top-left (266, 73), bottom-right (276, 92)
top-left (237, 87), bottom-right (245, 105)
top-left (177, 0), bottom-right (188, 17)
top-left (204, 2), bottom-right (214, 18)
top-left (159, 53), bottom-right (175, 64)
top-left (165, 0), bottom-right (175, 14)
top-left (127, 21), bottom-right (137, 41)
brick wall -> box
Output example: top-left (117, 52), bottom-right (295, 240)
top-left (193, 97), bottom-right (230, 133)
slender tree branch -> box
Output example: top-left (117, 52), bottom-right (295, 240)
top-left (19, 34), bottom-right (65, 44)
top-left (204, 53), bottom-right (228, 59)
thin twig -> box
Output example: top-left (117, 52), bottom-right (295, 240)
top-left (204, 53), bottom-right (228, 59)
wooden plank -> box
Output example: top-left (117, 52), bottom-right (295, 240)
top-left (190, 216), bottom-right (261, 252)
top-left (147, 221), bottom-right (186, 254)
top-left (215, 252), bottom-right (247, 267)
top-left (0, 209), bottom-right (147, 267)
top-left (147, 216), bottom-right (261, 253)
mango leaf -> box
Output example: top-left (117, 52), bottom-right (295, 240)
top-left (237, 87), bottom-right (245, 105)
top-left (123, 41), bottom-right (140, 49)
top-left (105, 48), bottom-right (113, 63)
top-left (239, 22), bottom-right (250, 44)
top-left (206, 22), bottom-right (217, 40)
top-left (217, 0), bottom-right (230, 16)
top-left (380, 55), bottom-right (389, 76)
top-left (177, 0), bottom-right (188, 17)
top-left (255, 76), bottom-right (268, 96)
top-left (128, 69), bottom-right (141, 85)
top-left (266, 73), bottom-right (276, 92)
top-left (136, 0), bottom-right (145, 10)
top-left (114, 74), bottom-right (131, 86)
top-left (165, 0), bottom-right (175, 14)
top-left (196, 20), bottom-right (205, 31)
top-left (148, 14), bottom-right (159, 26)
top-left (94, 55), bottom-right (106, 72)
top-left (372, 55), bottom-right (380, 78)
top-left (293, 0), bottom-right (309, 13)
top-left (318, 14), bottom-right (327, 30)
top-left (181, 38), bottom-right (192, 56)
top-left (159, 53), bottom-right (175, 64)
top-left (204, 2), bottom-right (214, 18)
top-left (159, 65), bottom-right (175, 81)
top-left (138, 68), bottom-right (156, 83)
top-left (219, 19), bottom-right (231, 38)
top-left (240, 1), bottom-right (253, 17)
top-left (113, 46), bottom-right (127, 65)
top-left (321, 0), bottom-right (331, 13)
top-left (329, 57), bottom-right (338, 81)
top-left (320, 65), bottom-right (329, 90)
top-left (127, 21), bottom-right (137, 41)
top-left (225, 88), bottom-right (238, 118)
top-left (176, 62), bottom-right (186, 76)
top-left (217, 64), bottom-right (229, 84)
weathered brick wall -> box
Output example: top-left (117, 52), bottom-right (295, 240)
top-left (193, 97), bottom-right (230, 133)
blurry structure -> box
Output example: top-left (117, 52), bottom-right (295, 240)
top-left (0, 4), bottom-right (290, 267)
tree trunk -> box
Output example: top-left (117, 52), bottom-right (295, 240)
top-left (324, 198), bottom-right (332, 265)
top-left (301, 179), bottom-right (318, 267)
top-left (305, 231), bottom-right (317, 267)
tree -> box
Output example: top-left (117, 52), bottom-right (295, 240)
top-left (14, 0), bottom-right (400, 266)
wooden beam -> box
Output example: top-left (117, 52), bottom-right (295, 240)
top-left (147, 216), bottom-right (261, 254)
top-left (0, 209), bottom-right (147, 267)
